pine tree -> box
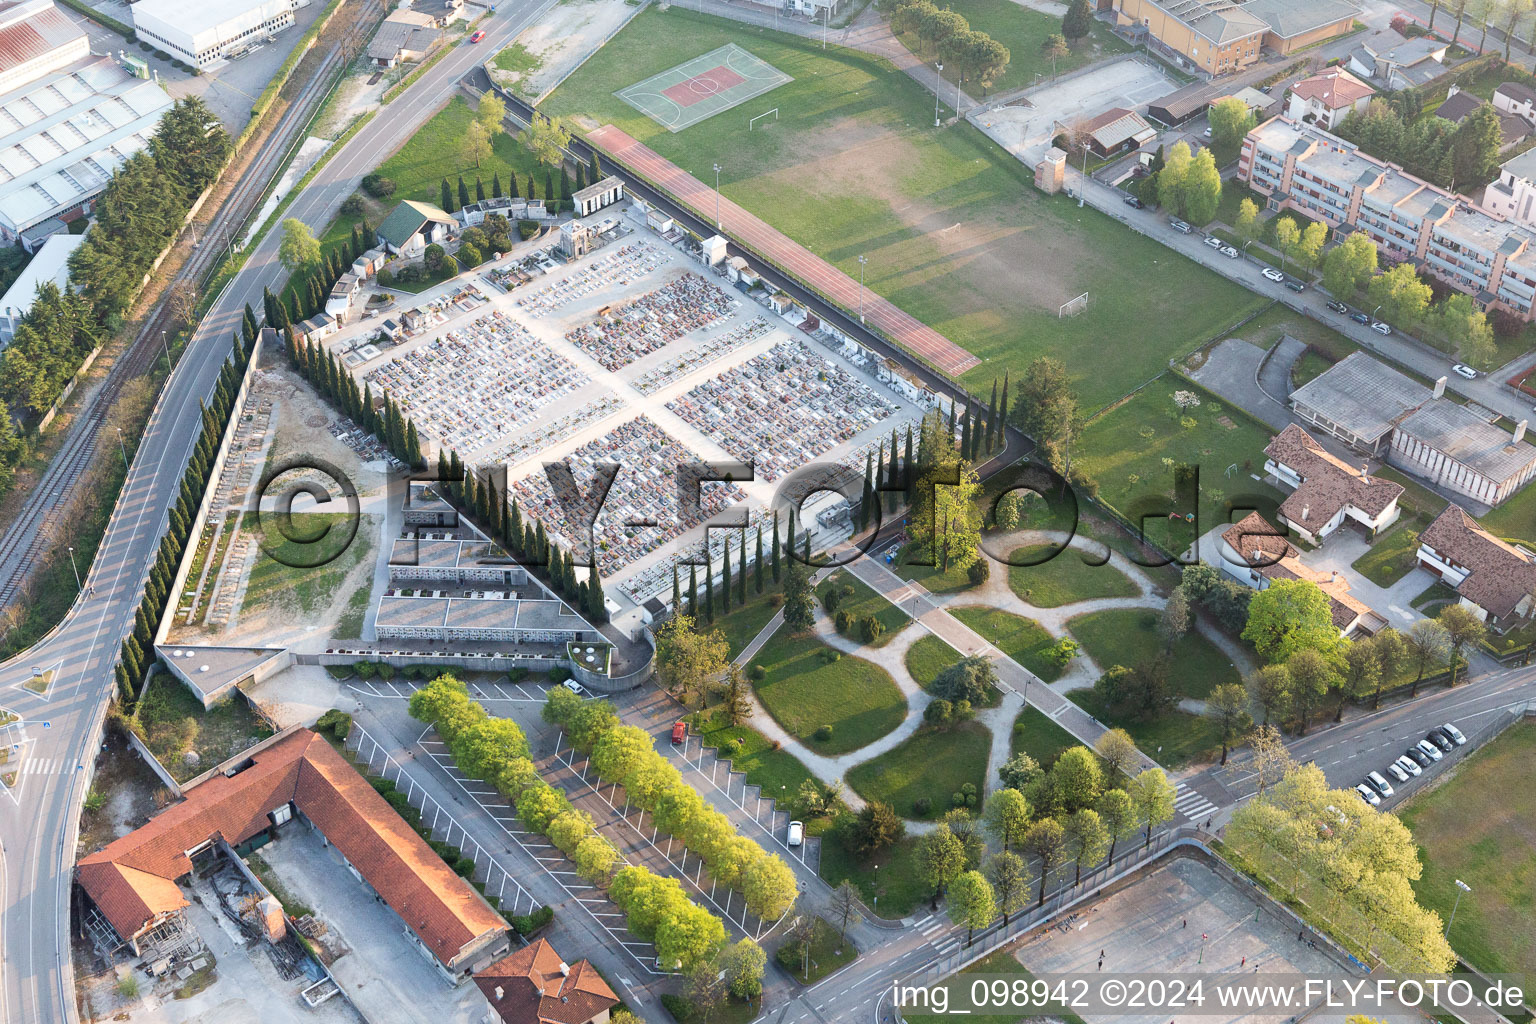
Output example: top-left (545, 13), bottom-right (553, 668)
top-left (458, 176), bottom-right (470, 209)
top-left (442, 178), bottom-right (454, 212)
top-left (771, 511), bottom-right (781, 584)
top-left (493, 172), bottom-right (504, 198)
top-left (754, 526), bottom-right (764, 594)
top-left (476, 177), bottom-right (486, 202)
top-left (721, 540), bottom-right (733, 614)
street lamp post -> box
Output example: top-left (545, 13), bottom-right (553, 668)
top-left (115, 427), bottom-right (129, 472)
top-left (935, 63), bottom-right (944, 127)
top-left (1198, 932), bottom-right (1208, 964)
top-left (712, 163), bottom-right (723, 230)
top-left (857, 255), bottom-right (867, 323)
top-left (161, 329), bottom-right (171, 370)
top-left (1446, 879), bottom-right (1471, 936)
top-left (66, 545), bottom-right (82, 592)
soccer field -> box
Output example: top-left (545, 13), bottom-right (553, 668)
top-left (615, 44), bottom-right (792, 132)
top-left (546, 8), bottom-right (1266, 409)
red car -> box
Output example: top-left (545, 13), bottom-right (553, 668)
top-left (671, 721), bottom-right (687, 744)
top-left (469, 29), bottom-right (485, 42)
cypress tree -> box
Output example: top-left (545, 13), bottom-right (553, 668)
top-left (948, 399), bottom-right (957, 441)
top-left (754, 526), bottom-right (764, 594)
top-left (688, 562), bottom-right (699, 616)
top-left (787, 508), bottom-right (797, 566)
top-left (721, 540), bottom-right (732, 614)
top-left (524, 521), bottom-right (538, 561)
top-left (771, 511), bottom-right (781, 584)
top-left (904, 424), bottom-right (916, 502)
top-left (562, 552), bottom-right (578, 600)
top-left (703, 550), bottom-right (714, 622)
top-left (115, 663), bottom-right (134, 705)
top-left (544, 169), bottom-right (554, 204)
top-left (463, 467), bottom-right (478, 515)
top-left (534, 520), bottom-right (548, 564)
top-left (509, 500), bottom-right (523, 553)
top-left (886, 429), bottom-right (900, 511)
top-left (672, 563), bottom-right (681, 609)
top-left (590, 151), bottom-right (602, 180)
top-left (442, 178), bottom-right (454, 212)
top-left (457, 176), bottom-right (469, 209)
top-left (560, 167), bottom-right (572, 203)
top-left (960, 402), bottom-right (972, 462)
top-left (406, 420), bottom-right (422, 469)
top-left (263, 287), bottom-right (278, 326)
top-left (860, 451), bottom-right (874, 531)
top-left (509, 173), bottom-right (520, 199)
top-left (588, 560), bottom-right (605, 620)
top-left (493, 172), bottom-right (504, 198)
top-left (999, 373), bottom-right (1010, 434)
top-left (449, 451), bottom-right (463, 501)
top-left (736, 533), bottom-right (746, 606)
top-left (476, 177), bottom-right (486, 202)
top-left (282, 290), bottom-right (298, 328)
top-left (437, 450), bottom-right (450, 487)
top-left (548, 546), bottom-right (563, 593)
top-left (526, 173), bottom-right (536, 199)
top-left (577, 579), bottom-right (591, 616)
top-left (575, 163), bottom-right (586, 192)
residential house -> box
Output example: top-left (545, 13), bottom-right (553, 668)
top-left (76, 728), bottom-right (510, 975)
top-left (1286, 68), bottom-right (1375, 130)
top-left (1218, 511), bottom-right (1383, 636)
top-left (367, 9), bottom-right (439, 68)
top-left (1263, 424), bottom-right (1404, 544)
top-left (1493, 80), bottom-right (1536, 126)
top-left (377, 200), bottom-right (456, 257)
top-left (1349, 29), bottom-right (1447, 90)
top-left (1416, 503), bottom-right (1536, 628)
top-left (475, 939), bottom-right (619, 1024)
top-left (1239, 117), bottom-right (1536, 321)
top-left (1432, 86), bottom-right (1528, 150)
top-left (1480, 146), bottom-right (1536, 228)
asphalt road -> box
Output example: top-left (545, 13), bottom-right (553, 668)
top-left (0, 3), bottom-right (556, 1021)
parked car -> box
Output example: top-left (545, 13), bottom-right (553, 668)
top-left (1366, 770), bottom-right (1394, 797)
top-left (1387, 761), bottom-right (1410, 783)
top-left (1417, 738), bottom-right (1445, 761)
top-left (1407, 745), bottom-right (1434, 768)
top-left (1427, 729), bottom-right (1455, 752)
top-left (1441, 722), bottom-right (1467, 745)
top-left (1355, 783), bottom-right (1381, 806)
top-left (1394, 754), bottom-right (1422, 777)
top-left (1371, 320), bottom-right (1391, 335)
top-left (1262, 267), bottom-right (1285, 283)
top-left (561, 680), bottom-right (586, 696)
top-left (469, 28), bottom-right (486, 41)
top-left (1169, 218), bottom-right (1192, 234)
top-left (1123, 195), bottom-right (1144, 209)
top-left (1350, 311), bottom-right (1371, 324)
top-left (1203, 127), bottom-right (1212, 137)
top-left (671, 720), bottom-right (687, 744)
top-left (787, 820), bottom-right (804, 846)
top-left (1221, 245), bottom-right (1240, 259)
top-left (1452, 363), bottom-right (1478, 379)
top-left (1285, 279), bottom-right (1305, 292)
top-left (1205, 236), bottom-right (1223, 249)
top-left (1326, 300), bottom-right (1349, 313)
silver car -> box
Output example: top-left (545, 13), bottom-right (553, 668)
top-left (1394, 754), bottom-right (1422, 777)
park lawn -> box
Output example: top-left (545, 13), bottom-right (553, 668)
top-left (134, 676), bottom-right (275, 783)
top-left (706, 585), bottom-right (785, 659)
top-left (949, 605), bottom-right (1065, 682)
top-left (318, 95), bottom-right (549, 251)
top-left (896, 543), bottom-right (981, 595)
top-left (818, 569), bottom-right (910, 646)
top-left (240, 512), bottom-right (378, 618)
top-left (1066, 687), bottom-right (1221, 768)
top-left (1398, 723), bottom-right (1536, 983)
top-left (1010, 705), bottom-right (1079, 768)
top-left (543, 7), bottom-right (1267, 410)
top-left (846, 721), bottom-right (990, 819)
top-left (1075, 375), bottom-right (1284, 555)
top-left (1007, 542), bottom-right (1139, 608)
top-left (818, 819), bottom-right (929, 917)
top-left (748, 631), bottom-right (907, 755)
top-left (778, 917), bottom-right (859, 984)
top-left (1350, 522), bottom-right (1422, 587)
top-left (896, 0), bottom-right (1131, 96)
top-left (906, 633), bottom-right (963, 689)
top-left (1067, 607), bottom-right (1239, 701)
top-left (687, 705), bottom-right (819, 804)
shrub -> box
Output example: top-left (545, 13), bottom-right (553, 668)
top-left (967, 558), bottom-right (991, 585)
top-left (507, 667), bottom-right (528, 683)
top-left (512, 905), bottom-right (554, 935)
top-left (341, 194), bottom-right (364, 216)
top-left (913, 796), bottom-right (933, 816)
top-left (924, 698), bottom-right (953, 727)
top-left (518, 219), bottom-right (540, 240)
top-left (377, 664), bottom-right (394, 680)
top-left (377, 267), bottom-right (394, 287)
top-left (960, 782), bottom-right (978, 806)
top-left (315, 708), bottom-right (351, 740)
top-left (352, 660), bottom-right (376, 678)
top-left (814, 724), bottom-right (833, 741)
top-left (549, 665), bottom-right (572, 684)
top-left (368, 776), bottom-right (397, 796)
top-left (834, 609), bottom-right (853, 634)
top-left (858, 616), bottom-right (884, 644)
top-left (952, 791), bottom-right (967, 807)
top-left (768, 593), bottom-right (784, 608)
top-left (362, 173), bottom-right (395, 198)
top-left (748, 664), bottom-right (766, 681)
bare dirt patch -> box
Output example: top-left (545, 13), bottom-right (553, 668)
top-left (500, 0), bottom-right (642, 102)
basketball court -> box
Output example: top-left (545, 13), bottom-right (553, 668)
top-left (615, 44), bottom-right (792, 132)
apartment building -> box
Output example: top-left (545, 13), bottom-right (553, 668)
top-left (1240, 116), bottom-right (1536, 320)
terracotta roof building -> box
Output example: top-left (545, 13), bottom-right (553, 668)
top-left (77, 729), bottom-right (509, 974)
top-left (1286, 68), bottom-right (1374, 130)
top-left (1416, 504), bottom-right (1536, 627)
top-left (476, 939), bottom-right (620, 1024)
top-left (1218, 511), bottom-right (1381, 635)
top-left (1264, 424), bottom-right (1403, 544)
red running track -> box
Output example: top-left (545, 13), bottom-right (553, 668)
top-left (589, 124), bottom-right (981, 378)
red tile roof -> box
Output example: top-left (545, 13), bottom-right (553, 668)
top-left (1289, 68), bottom-right (1374, 109)
top-left (476, 939), bottom-right (619, 1024)
top-left (1266, 424), bottom-right (1403, 529)
top-left (78, 729), bottom-right (506, 966)
top-left (1420, 503), bottom-right (1536, 619)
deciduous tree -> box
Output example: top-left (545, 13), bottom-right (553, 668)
top-left (1206, 683), bottom-right (1253, 764)
top-left (1243, 578), bottom-right (1341, 663)
top-left (947, 870), bottom-right (996, 945)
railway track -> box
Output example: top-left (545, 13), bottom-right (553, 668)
top-left (0, 1), bottom-right (382, 611)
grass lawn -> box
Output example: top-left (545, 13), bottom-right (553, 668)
top-left (1350, 522), bottom-right (1422, 587)
top-left (703, 585), bottom-right (785, 659)
top-left (897, 0), bottom-right (1131, 96)
top-left (1067, 607), bottom-right (1239, 701)
top-left (1398, 723), bottom-right (1536, 983)
top-left (748, 631), bottom-right (907, 755)
top-left (1007, 542), bottom-right (1139, 608)
top-left (777, 917), bottom-right (859, 984)
top-left (1478, 479), bottom-right (1536, 546)
top-left (1412, 579), bottom-right (1458, 611)
top-left (949, 605), bottom-right (1066, 682)
top-left (1066, 686), bottom-right (1221, 768)
top-left (1290, 349), bottom-right (1334, 389)
top-left (906, 633), bottom-right (963, 689)
top-left (241, 512), bottom-right (378, 618)
top-left (386, 257), bottom-right (461, 293)
top-left (1232, 303), bottom-right (1359, 362)
top-left (134, 677), bottom-right (274, 783)
top-left (818, 819), bottom-right (929, 917)
top-left (1373, 465), bottom-right (1449, 526)
top-left (895, 543), bottom-right (982, 595)
top-left (846, 722), bottom-right (990, 819)
top-left (544, 7), bottom-right (1267, 410)
top-left (818, 569), bottom-right (910, 646)
top-left (687, 705), bottom-right (819, 802)
top-left (492, 41), bottom-right (543, 76)
top-left (1010, 704), bottom-right (1079, 768)
top-left (318, 96), bottom-right (550, 252)
top-left (1076, 375), bottom-right (1284, 555)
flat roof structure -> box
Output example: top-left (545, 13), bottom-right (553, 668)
top-left (1289, 351), bottom-right (1433, 446)
top-left (0, 230), bottom-right (82, 341)
top-left (1395, 402), bottom-right (1536, 483)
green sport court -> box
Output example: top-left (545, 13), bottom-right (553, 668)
top-left (614, 43), bottom-right (792, 132)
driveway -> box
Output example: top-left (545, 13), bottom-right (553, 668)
top-left (1292, 527), bottom-right (1433, 630)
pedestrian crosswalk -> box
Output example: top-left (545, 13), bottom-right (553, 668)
top-left (1174, 781), bottom-right (1218, 823)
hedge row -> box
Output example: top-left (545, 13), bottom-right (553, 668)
top-left (545, 688), bottom-right (798, 923)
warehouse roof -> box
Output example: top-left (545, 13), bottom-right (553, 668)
top-left (1288, 351), bottom-right (1433, 444)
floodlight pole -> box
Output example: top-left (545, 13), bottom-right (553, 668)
top-left (935, 63), bottom-right (943, 127)
top-left (857, 255), bottom-right (867, 323)
top-left (67, 545), bottom-right (81, 592)
top-left (713, 163), bottom-right (722, 229)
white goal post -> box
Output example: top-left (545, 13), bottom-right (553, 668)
top-left (1059, 291), bottom-right (1088, 318)
top-left (748, 108), bottom-right (779, 130)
